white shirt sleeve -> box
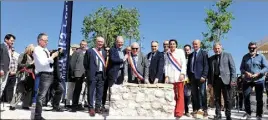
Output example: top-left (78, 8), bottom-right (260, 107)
top-left (164, 53), bottom-right (169, 77)
top-left (33, 47), bottom-right (54, 67)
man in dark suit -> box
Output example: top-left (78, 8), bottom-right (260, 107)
top-left (0, 34), bottom-right (15, 99)
top-left (162, 40), bottom-right (169, 82)
top-left (84, 37), bottom-right (107, 117)
top-left (70, 40), bottom-right (88, 112)
top-left (124, 42), bottom-right (149, 84)
top-left (102, 36), bottom-right (128, 110)
top-left (147, 41), bottom-right (164, 84)
top-left (208, 43), bottom-right (236, 120)
top-left (187, 39), bottom-right (209, 117)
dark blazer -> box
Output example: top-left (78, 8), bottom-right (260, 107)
top-left (0, 43), bottom-right (10, 73)
top-left (208, 52), bottom-right (236, 85)
top-left (83, 48), bottom-right (107, 81)
top-left (107, 47), bottom-right (125, 86)
top-left (187, 49), bottom-right (209, 80)
top-left (147, 51), bottom-right (164, 83)
top-left (70, 49), bottom-right (86, 78)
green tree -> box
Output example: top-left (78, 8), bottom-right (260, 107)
top-left (202, 0), bottom-right (234, 51)
top-left (82, 5), bottom-right (140, 48)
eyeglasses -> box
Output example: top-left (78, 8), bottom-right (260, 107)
top-left (132, 48), bottom-right (139, 50)
top-left (41, 39), bottom-right (48, 42)
top-left (151, 46), bottom-right (157, 47)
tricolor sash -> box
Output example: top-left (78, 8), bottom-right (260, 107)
top-left (93, 48), bottom-right (106, 68)
top-left (128, 55), bottom-right (144, 80)
top-left (167, 52), bottom-right (182, 72)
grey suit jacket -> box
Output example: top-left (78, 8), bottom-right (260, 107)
top-left (208, 52), bottom-right (236, 85)
top-left (0, 43), bottom-right (10, 73)
top-left (70, 49), bottom-right (86, 78)
top-left (124, 52), bottom-right (149, 81)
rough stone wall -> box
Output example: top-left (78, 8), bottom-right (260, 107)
top-left (109, 83), bottom-right (175, 117)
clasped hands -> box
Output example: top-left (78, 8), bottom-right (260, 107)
top-left (245, 71), bottom-right (260, 79)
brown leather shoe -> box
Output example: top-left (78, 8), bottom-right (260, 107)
top-left (89, 109), bottom-right (95, 117)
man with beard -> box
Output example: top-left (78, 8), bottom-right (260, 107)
top-left (240, 42), bottom-right (268, 120)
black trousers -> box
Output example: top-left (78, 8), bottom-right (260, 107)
top-left (1, 75), bottom-right (16, 103)
top-left (72, 77), bottom-right (84, 106)
top-left (243, 81), bottom-right (264, 116)
top-left (35, 72), bottom-right (63, 119)
top-left (184, 83), bottom-right (191, 113)
top-left (88, 72), bottom-right (104, 109)
top-left (213, 76), bottom-right (232, 117)
top-left (102, 70), bottom-right (123, 106)
top-left (190, 75), bottom-right (207, 111)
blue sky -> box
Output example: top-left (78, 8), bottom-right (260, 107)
top-left (1, 1), bottom-right (268, 73)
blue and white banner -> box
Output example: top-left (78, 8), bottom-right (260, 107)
top-left (58, 1), bottom-right (73, 98)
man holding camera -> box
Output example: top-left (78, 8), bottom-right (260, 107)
top-left (33, 33), bottom-right (63, 120)
top-left (240, 42), bottom-right (268, 120)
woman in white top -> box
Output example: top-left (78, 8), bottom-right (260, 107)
top-left (164, 39), bottom-right (187, 118)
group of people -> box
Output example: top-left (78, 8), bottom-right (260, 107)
top-left (1, 33), bottom-right (268, 120)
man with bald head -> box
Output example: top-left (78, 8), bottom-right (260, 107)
top-left (124, 42), bottom-right (149, 84)
top-left (102, 36), bottom-right (128, 110)
top-left (187, 39), bottom-right (209, 118)
top-left (84, 36), bottom-right (107, 117)
top-left (147, 41), bottom-right (164, 83)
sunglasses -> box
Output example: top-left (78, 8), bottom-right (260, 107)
top-left (151, 46), bottom-right (157, 47)
top-left (248, 47), bottom-right (257, 50)
top-left (132, 48), bottom-right (139, 50)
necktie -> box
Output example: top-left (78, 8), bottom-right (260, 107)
top-left (133, 56), bottom-right (137, 67)
top-left (193, 51), bottom-right (197, 71)
top-left (215, 55), bottom-right (220, 75)
top-left (44, 49), bottom-right (53, 68)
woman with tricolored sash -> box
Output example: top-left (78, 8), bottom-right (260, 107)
top-left (164, 39), bottom-right (187, 118)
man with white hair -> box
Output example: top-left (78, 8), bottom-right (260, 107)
top-left (124, 42), bottom-right (149, 84)
top-left (84, 36), bottom-right (107, 117)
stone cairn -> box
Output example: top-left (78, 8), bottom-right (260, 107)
top-left (109, 83), bottom-right (175, 117)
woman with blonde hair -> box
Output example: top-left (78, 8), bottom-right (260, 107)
top-left (9, 44), bottom-right (35, 110)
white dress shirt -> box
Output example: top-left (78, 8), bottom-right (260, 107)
top-left (33, 45), bottom-right (54, 73)
top-left (95, 49), bottom-right (103, 72)
top-left (164, 48), bottom-right (186, 83)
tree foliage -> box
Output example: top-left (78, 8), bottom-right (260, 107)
top-left (202, 0), bottom-right (234, 51)
top-left (82, 5), bottom-right (140, 48)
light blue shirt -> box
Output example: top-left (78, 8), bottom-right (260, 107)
top-left (240, 53), bottom-right (268, 83)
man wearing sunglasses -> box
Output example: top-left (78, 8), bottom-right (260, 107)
top-left (147, 41), bottom-right (164, 84)
top-left (240, 42), bottom-right (268, 120)
top-left (124, 42), bottom-right (149, 84)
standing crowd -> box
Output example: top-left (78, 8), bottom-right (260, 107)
top-left (1, 33), bottom-right (268, 120)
